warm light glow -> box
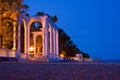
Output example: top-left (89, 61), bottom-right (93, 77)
top-left (29, 46), bottom-right (34, 52)
top-left (60, 54), bottom-right (64, 58)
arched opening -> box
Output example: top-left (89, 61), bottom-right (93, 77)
top-left (36, 35), bottom-right (42, 56)
top-left (30, 21), bottom-right (42, 31)
top-left (30, 21), bottom-right (42, 56)
top-left (48, 31), bottom-right (50, 54)
top-left (0, 21), bottom-right (13, 49)
top-left (20, 21), bottom-right (25, 53)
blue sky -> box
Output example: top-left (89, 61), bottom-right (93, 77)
top-left (24, 0), bottom-right (120, 60)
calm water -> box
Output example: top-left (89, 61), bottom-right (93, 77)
top-left (99, 59), bottom-right (120, 63)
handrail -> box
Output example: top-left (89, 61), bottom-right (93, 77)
top-left (0, 48), bottom-right (16, 57)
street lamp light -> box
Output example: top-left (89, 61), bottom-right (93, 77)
top-left (29, 46), bottom-right (34, 53)
top-left (60, 54), bottom-right (64, 58)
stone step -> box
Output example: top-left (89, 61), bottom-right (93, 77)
top-left (0, 57), bottom-right (18, 62)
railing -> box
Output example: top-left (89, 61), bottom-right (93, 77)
top-left (0, 48), bottom-right (16, 57)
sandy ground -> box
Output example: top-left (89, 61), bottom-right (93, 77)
top-left (0, 62), bottom-right (120, 80)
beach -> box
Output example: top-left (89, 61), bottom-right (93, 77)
top-left (0, 62), bottom-right (120, 80)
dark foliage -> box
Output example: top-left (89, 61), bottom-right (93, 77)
top-left (36, 12), bottom-right (57, 22)
top-left (59, 28), bottom-right (90, 58)
top-left (51, 16), bottom-right (57, 22)
top-left (80, 51), bottom-right (90, 58)
top-left (36, 12), bottom-right (44, 16)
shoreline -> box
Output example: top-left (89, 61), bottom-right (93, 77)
top-left (0, 60), bottom-right (120, 65)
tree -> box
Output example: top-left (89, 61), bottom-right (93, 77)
top-left (0, 0), bottom-right (29, 49)
top-left (35, 12), bottom-right (58, 22)
top-left (51, 16), bottom-right (57, 22)
top-left (59, 28), bottom-right (79, 58)
top-left (59, 28), bottom-right (90, 59)
top-left (0, 0), bottom-right (28, 19)
top-left (36, 12), bottom-right (44, 16)
top-left (2, 18), bottom-right (14, 49)
top-left (80, 51), bottom-right (90, 58)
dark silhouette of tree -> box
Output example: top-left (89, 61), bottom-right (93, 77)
top-left (25, 13), bottom-right (29, 16)
top-left (36, 12), bottom-right (44, 16)
top-left (35, 12), bottom-right (57, 22)
top-left (80, 51), bottom-right (90, 58)
top-left (51, 16), bottom-right (57, 22)
top-left (59, 28), bottom-right (90, 59)
top-left (20, 4), bottom-right (29, 13)
top-left (59, 28), bottom-right (78, 58)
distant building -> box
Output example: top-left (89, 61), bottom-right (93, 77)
top-left (74, 54), bottom-right (83, 61)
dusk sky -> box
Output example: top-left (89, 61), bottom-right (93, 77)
top-left (24, 0), bottom-right (120, 60)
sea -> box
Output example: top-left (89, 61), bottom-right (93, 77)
top-left (99, 59), bottom-right (120, 63)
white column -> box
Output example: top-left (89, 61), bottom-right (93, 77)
top-left (13, 22), bottom-right (16, 50)
top-left (49, 27), bottom-right (53, 54)
top-left (33, 36), bottom-right (36, 58)
top-left (42, 28), bottom-right (45, 56)
top-left (17, 22), bottom-right (21, 58)
top-left (25, 23), bottom-right (29, 58)
top-left (53, 28), bottom-right (56, 54)
top-left (27, 26), bottom-right (30, 57)
top-left (44, 27), bottom-right (48, 57)
top-left (56, 29), bottom-right (59, 56)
